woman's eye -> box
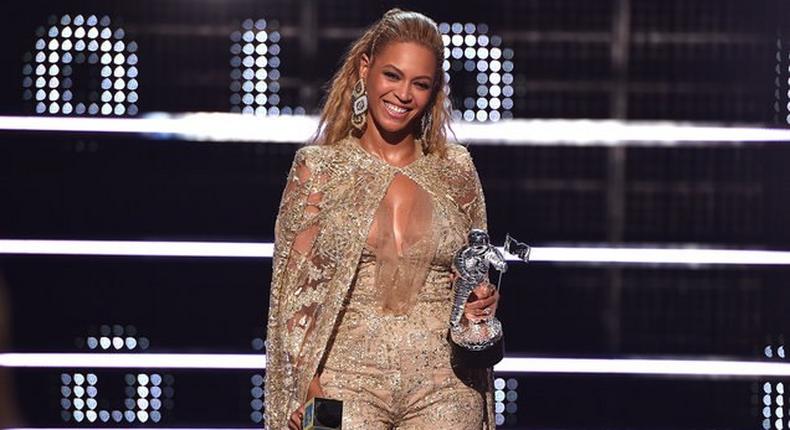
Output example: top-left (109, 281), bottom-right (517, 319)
top-left (416, 82), bottom-right (431, 90)
top-left (384, 71), bottom-right (398, 79)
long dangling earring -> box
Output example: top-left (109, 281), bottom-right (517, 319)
top-left (420, 110), bottom-right (433, 143)
top-left (351, 78), bottom-right (368, 131)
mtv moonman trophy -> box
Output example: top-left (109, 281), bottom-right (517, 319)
top-left (449, 229), bottom-right (508, 352)
top-left (449, 230), bottom-right (532, 361)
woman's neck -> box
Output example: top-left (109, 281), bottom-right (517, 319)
top-left (359, 123), bottom-right (418, 168)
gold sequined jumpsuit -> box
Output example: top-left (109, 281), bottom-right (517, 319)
top-left (318, 148), bottom-right (487, 429)
top-left (262, 138), bottom-right (493, 429)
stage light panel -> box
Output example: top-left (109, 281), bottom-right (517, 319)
top-left (22, 14), bottom-right (138, 117)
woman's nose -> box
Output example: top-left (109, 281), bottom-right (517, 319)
top-left (394, 82), bottom-right (412, 103)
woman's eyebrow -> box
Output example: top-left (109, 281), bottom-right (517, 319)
top-left (382, 64), bottom-right (433, 81)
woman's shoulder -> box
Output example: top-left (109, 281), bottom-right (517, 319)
top-left (442, 142), bottom-right (476, 169)
top-left (445, 142), bottom-right (470, 157)
top-left (294, 143), bottom-right (330, 159)
top-left (292, 141), bottom-right (360, 177)
top-left (293, 143), bottom-right (339, 166)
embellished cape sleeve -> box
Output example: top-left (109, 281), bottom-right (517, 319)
top-left (264, 146), bottom-right (323, 429)
top-left (465, 149), bottom-right (488, 232)
top-left (446, 143), bottom-right (488, 232)
top-left (264, 141), bottom-right (391, 429)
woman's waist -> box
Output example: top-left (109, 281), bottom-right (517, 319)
top-left (329, 292), bottom-right (453, 350)
top-left (351, 262), bottom-right (453, 299)
top-left (323, 313), bottom-right (453, 369)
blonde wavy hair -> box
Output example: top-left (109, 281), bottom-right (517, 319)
top-left (311, 9), bottom-right (452, 157)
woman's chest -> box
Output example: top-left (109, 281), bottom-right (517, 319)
top-left (364, 172), bottom-right (470, 267)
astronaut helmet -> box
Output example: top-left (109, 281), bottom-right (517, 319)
top-left (467, 229), bottom-right (490, 248)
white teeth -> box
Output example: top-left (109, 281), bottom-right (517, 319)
top-left (384, 102), bottom-right (408, 115)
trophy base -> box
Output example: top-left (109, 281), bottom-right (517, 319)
top-left (450, 335), bottom-right (504, 369)
top-left (450, 318), bottom-right (503, 351)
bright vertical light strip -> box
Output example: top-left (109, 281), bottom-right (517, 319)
top-left (230, 19), bottom-right (300, 116)
top-left (760, 343), bottom-right (787, 430)
top-left (493, 377), bottom-right (505, 426)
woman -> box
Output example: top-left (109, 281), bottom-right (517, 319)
top-left (264, 9), bottom-right (500, 429)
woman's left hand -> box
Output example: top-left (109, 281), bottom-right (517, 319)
top-left (464, 282), bottom-right (499, 323)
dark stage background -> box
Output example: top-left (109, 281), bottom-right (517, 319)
top-left (1, 0), bottom-right (790, 428)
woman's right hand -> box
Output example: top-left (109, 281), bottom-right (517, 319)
top-left (288, 373), bottom-right (325, 430)
top-left (288, 403), bottom-right (306, 430)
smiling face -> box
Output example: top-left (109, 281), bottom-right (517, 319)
top-left (360, 41), bottom-right (437, 140)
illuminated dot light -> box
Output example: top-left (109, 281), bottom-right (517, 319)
top-left (59, 372), bottom-right (99, 423)
top-left (439, 22), bottom-right (514, 122)
top-left (761, 343), bottom-right (787, 430)
top-left (250, 373), bottom-right (265, 423)
top-left (777, 37), bottom-right (789, 125)
top-left (22, 14), bottom-right (139, 117)
top-left (64, 326), bottom-right (167, 422)
top-left (250, 328), bottom-right (266, 423)
top-left (124, 372), bottom-right (173, 423)
top-left (230, 18), bottom-right (304, 117)
top-left (60, 371), bottom-right (173, 423)
top-left (82, 324), bottom-right (147, 351)
top-left (493, 377), bottom-right (518, 426)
